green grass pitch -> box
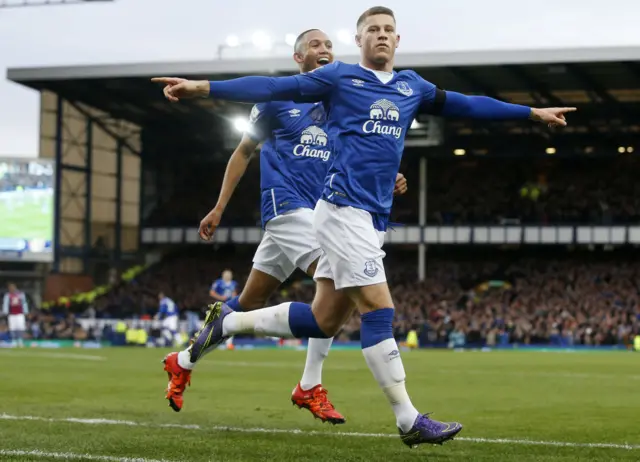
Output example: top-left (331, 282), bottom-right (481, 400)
top-left (1, 348), bottom-right (639, 461)
top-left (0, 192), bottom-right (53, 240)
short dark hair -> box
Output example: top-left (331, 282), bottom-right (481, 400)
top-left (356, 6), bottom-right (395, 30)
top-left (294, 28), bottom-right (320, 54)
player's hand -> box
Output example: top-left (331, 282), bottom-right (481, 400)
top-left (198, 207), bottom-right (223, 241)
top-left (530, 107), bottom-right (577, 128)
top-left (151, 77), bottom-right (210, 102)
top-left (393, 173), bottom-right (408, 196)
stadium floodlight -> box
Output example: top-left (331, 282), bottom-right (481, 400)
top-left (233, 117), bottom-right (250, 133)
top-left (225, 35), bottom-right (240, 48)
top-left (453, 149), bottom-right (466, 156)
top-left (252, 31), bottom-right (273, 50)
top-left (546, 147), bottom-right (556, 155)
top-left (285, 33), bottom-right (297, 47)
top-left (618, 146), bottom-right (626, 154)
top-left (627, 146), bottom-right (634, 153)
top-left (337, 29), bottom-right (352, 45)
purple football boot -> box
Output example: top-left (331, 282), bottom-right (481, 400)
top-left (399, 414), bottom-right (463, 448)
top-left (188, 302), bottom-right (233, 362)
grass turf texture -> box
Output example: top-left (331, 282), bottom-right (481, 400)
top-left (0, 193), bottom-right (52, 240)
top-left (1, 348), bottom-right (638, 461)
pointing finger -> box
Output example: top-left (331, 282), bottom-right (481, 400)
top-left (151, 77), bottom-right (179, 84)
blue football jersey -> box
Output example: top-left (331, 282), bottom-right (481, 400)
top-left (289, 62), bottom-right (438, 223)
top-left (159, 297), bottom-right (178, 318)
top-left (211, 279), bottom-right (238, 299)
top-left (246, 101), bottom-right (332, 227)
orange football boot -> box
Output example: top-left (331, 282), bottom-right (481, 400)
top-left (291, 383), bottom-right (346, 424)
top-left (163, 352), bottom-right (191, 412)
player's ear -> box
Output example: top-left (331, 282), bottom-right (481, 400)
top-left (355, 33), bottom-right (363, 48)
top-left (395, 33), bottom-right (400, 49)
top-left (293, 52), bottom-right (304, 64)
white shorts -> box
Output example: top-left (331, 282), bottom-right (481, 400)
top-left (313, 200), bottom-right (387, 290)
top-left (8, 314), bottom-right (26, 332)
top-left (253, 208), bottom-right (323, 282)
top-left (162, 316), bottom-right (178, 333)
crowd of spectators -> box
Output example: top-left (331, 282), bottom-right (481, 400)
top-left (144, 156), bottom-right (640, 227)
top-left (0, 302), bottom-right (93, 343)
top-left (421, 156), bottom-right (640, 225)
top-left (8, 246), bottom-right (637, 348)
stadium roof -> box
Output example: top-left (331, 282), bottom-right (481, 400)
top-left (8, 45), bottom-right (640, 156)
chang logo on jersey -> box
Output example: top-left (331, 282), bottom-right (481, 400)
top-left (293, 126), bottom-right (331, 161)
top-left (362, 99), bottom-right (403, 139)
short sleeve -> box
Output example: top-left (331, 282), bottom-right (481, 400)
top-left (246, 103), bottom-right (272, 142)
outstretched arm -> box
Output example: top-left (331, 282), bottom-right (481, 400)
top-left (426, 87), bottom-right (576, 127)
top-left (151, 76), bottom-right (301, 102)
top-left (152, 63), bottom-right (338, 104)
top-left (441, 91), bottom-right (531, 119)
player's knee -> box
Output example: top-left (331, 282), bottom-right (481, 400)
top-left (311, 304), bottom-right (348, 337)
top-left (347, 284), bottom-right (393, 314)
top-left (314, 315), bottom-right (341, 337)
top-left (237, 293), bottom-right (268, 311)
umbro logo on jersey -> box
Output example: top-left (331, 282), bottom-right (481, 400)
top-left (352, 79), bottom-right (365, 87)
top-left (293, 126), bottom-right (331, 161)
top-left (396, 81), bottom-right (413, 96)
top-left (362, 99), bottom-right (403, 139)
top-left (288, 109), bottom-right (301, 117)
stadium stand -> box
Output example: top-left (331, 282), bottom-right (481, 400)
top-left (10, 246), bottom-right (637, 349)
top-left (140, 156), bottom-right (640, 228)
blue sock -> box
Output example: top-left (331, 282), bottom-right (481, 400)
top-left (360, 308), bottom-right (419, 433)
top-left (288, 302), bottom-right (329, 338)
top-left (226, 296), bottom-right (244, 312)
top-left (360, 308), bottom-right (395, 348)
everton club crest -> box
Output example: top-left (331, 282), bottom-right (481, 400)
top-left (396, 81), bottom-right (413, 97)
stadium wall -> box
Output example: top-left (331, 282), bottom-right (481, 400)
top-left (39, 91), bottom-right (140, 273)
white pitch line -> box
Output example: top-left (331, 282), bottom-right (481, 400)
top-left (0, 449), bottom-right (178, 462)
top-left (1, 413), bottom-right (638, 451)
top-left (0, 351), bottom-right (106, 361)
